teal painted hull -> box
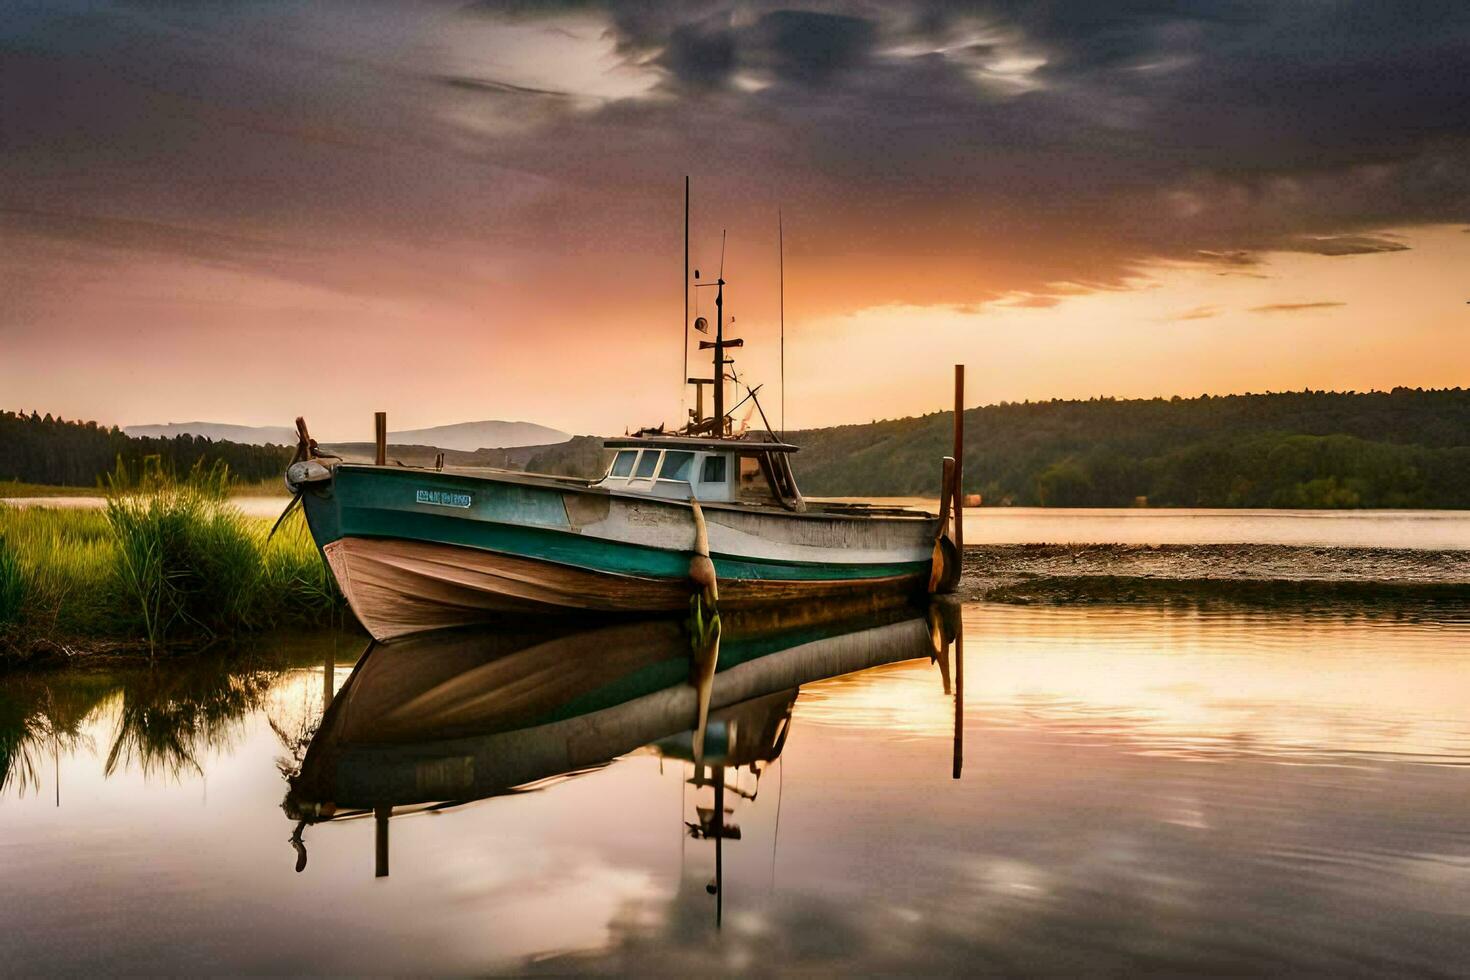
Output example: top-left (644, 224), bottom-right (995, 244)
top-left (299, 464), bottom-right (937, 637)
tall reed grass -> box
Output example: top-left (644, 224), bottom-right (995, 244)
top-left (0, 457), bottom-right (341, 662)
top-left (0, 532), bottom-right (27, 630)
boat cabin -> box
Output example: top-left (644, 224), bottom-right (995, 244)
top-left (596, 436), bottom-right (804, 509)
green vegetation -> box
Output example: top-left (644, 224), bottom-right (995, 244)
top-left (1, 410), bottom-right (291, 488)
top-left (790, 388), bottom-right (1470, 507)
top-left (0, 461), bottom-right (340, 665)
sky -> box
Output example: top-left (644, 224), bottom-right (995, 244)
top-left (2, 0), bottom-right (1468, 439)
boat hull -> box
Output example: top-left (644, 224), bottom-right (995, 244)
top-left (301, 464), bottom-right (938, 640)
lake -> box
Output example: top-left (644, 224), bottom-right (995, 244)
top-left (4, 598), bottom-right (1468, 974)
top-left (9, 495), bottom-right (1470, 549)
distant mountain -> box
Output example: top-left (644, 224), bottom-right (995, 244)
top-left (123, 422), bottom-right (298, 445)
top-left (387, 420), bottom-right (570, 452)
top-left (124, 419), bottom-right (571, 451)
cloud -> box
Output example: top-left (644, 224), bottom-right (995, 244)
top-left (1290, 235), bottom-right (1411, 256)
top-left (1249, 302), bottom-right (1346, 314)
top-left (1196, 250), bottom-right (1260, 267)
top-left (2, 0), bottom-right (1468, 331)
top-left (997, 294), bottom-right (1062, 309)
top-left (1169, 305), bottom-right (1220, 321)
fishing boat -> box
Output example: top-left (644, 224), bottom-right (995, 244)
top-left (284, 195), bottom-right (961, 641)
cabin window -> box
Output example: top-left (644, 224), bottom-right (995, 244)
top-left (610, 450), bottom-right (637, 478)
top-left (659, 451), bottom-right (694, 482)
top-left (702, 455), bottom-right (727, 483)
top-left (633, 451), bottom-right (660, 479)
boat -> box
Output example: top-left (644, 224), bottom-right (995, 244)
top-left (284, 197), bottom-right (960, 641)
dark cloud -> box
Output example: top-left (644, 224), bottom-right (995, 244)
top-left (754, 10), bottom-right (877, 84)
top-left (1249, 302), bottom-right (1346, 313)
top-left (1289, 234), bottom-right (1411, 257)
top-left (658, 20), bottom-right (737, 88)
top-left (2, 0), bottom-right (1468, 323)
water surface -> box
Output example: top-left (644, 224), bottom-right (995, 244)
top-left (12, 494), bottom-right (1470, 548)
top-left (842, 500), bottom-right (1470, 549)
top-left (3, 603), bottom-right (1469, 974)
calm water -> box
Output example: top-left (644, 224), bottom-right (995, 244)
top-left (12, 495), bottom-right (1470, 548)
top-left (4, 602), bottom-right (1470, 974)
top-left (847, 500), bottom-right (1470, 550)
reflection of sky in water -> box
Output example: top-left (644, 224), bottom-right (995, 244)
top-left (3, 602), bottom-right (1470, 973)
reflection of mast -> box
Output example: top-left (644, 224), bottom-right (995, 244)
top-left (713, 766), bottom-right (724, 927)
top-left (375, 806), bottom-right (390, 878)
top-left (671, 691), bottom-right (794, 930)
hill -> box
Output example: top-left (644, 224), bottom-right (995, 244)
top-left (376, 420), bottom-right (569, 452)
top-left (789, 388), bottom-right (1470, 507)
top-left (322, 436), bottom-right (607, 477)
top-left (123, 422), bottom-right (298, 445)
top-left (14, 390), bottom-right (1470, 507)
top-left (124, 419), bottom-right (570, 451)
top-left (2, 412), bottom-right (292, 486)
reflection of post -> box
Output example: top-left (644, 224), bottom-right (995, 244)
top-left (713, 767), bottom-right (724, 928)
top-left (323, 645), bottom-right (335, 710)
top-left (374, 806), bottom-right (390, 878)
top-left (952, 622), bottom-right (964, 780)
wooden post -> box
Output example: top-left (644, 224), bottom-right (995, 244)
top-left (952, 366), bottom-right (964, 553)
top-left (952, 366), bottom-right (966, 780)
top-left (374, 412), bottom-right (387, 466)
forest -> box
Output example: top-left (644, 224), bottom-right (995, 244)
top-left (6, 389), bottom-right (1470, 507)
top-left (0, 411), bottom-right (292, 487)
top-left (789, 388), bottom-right (1470, 508)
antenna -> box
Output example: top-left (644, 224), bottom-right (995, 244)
top-left (683, 176), bottom-right (689, 415)
top-left (719, 228), bottom-right (727, 280)
top-left (778, 208), bottom-right (785, 440)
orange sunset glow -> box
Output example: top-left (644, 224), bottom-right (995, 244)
top-left (3, 3), bottom-right (1468, 438)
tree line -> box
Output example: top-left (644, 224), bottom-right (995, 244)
top-left (0, 411), bottom-right (292, 487)
top-left (789, 388), bottom-right (1470, 508)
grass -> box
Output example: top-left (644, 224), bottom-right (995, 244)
top-left (0, 458), bottom-right (342, 665)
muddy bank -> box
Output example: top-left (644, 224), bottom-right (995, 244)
top-left (961, 543), bottom-right (1470, 614)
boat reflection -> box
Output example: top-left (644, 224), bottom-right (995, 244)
top-left (283, 598), bottom-right (963, 915)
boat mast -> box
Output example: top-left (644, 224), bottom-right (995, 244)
top-left (690, 218), bottom-right (741, 437)
top-left (713, 276), bottom-right (725, 435)
top-left (683, 176), bottom-right (689, 415)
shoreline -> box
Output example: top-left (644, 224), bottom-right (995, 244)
top-left (960, 543), bottom-right (1470, 612)
top-left (7, 542), bottom-right (1468, 672)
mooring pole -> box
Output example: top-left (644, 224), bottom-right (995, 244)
top-left (952, 366), bottom-right (964, 552)
top-left (374, 412), bottom-right (387, 466)
top-left (952, 365), bottom-right (965, 780)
